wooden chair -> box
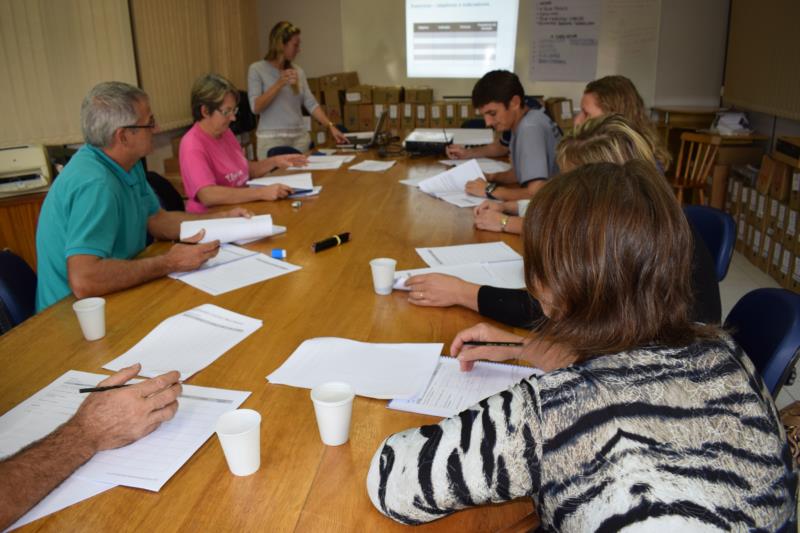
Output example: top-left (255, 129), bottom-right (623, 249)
top-left (667, 132), bottom-right (722, 204)
top-left (495, 510), bottom-right (540, 533)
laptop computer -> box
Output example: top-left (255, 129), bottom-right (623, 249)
top-left (339, 110), bottom-right (389, 149)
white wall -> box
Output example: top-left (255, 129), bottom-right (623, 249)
top-left (654, 0), bottom-right (728, 107)
top-left (255, 0), bottom-right (727, 109)
top-left (256, 0), bottom-right (344, 76)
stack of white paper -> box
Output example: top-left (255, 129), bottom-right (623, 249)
top-left (439, 158), bottom-right (511, 174)
top-left (415, 241), bottom-right (522, 267)
top-left (180, 215), bottom-right (276, 244)
top-left (394, 260), bottom-right (525, 290)
top-left (287, 155), bottom-right (351, 171)
top-left (173, 252), bottom-right (300, 296)
top-left (349, 160), bottom-right (396, 172)
top-left (0, 370), bottom-right (249, 528)
top-left (104, 304), bottom-right (263, 380)
top-left (249, 172), bottom-right (313, 189)
top-left (417, 159), bottom-right (487, 207)
top-left (388, 357), bottom-right (541, 417)
top-left (267, 337), bottom-right (442, 399)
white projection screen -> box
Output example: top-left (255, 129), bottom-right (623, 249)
top-left (406, 0), bottom-right (519, 78)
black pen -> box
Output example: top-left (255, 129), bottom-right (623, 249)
top-left (79, 384), bottom-right (130, 394)
top-left (312, 232), bottom-right (350, 253)
top-left (463, 341), bottom-right (524, 347)
top-left (290, 188), bottom-right (314, 195)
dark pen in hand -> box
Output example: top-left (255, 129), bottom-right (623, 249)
top-left (79, 384), bottom-right (131, 394)
top-left (462, 341), bottom-right (524, 347)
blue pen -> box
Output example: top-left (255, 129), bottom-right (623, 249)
top-left (291, 188), bottom-right (313, 194)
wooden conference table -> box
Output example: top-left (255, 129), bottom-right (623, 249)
top-left (0, 152), bottom-right (535, 532)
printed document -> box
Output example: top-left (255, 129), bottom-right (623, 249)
top-left (394, 260), bottom-right (524, 290)
top-left (417, 159), bottom-right (488, 207)
top-left (249, 172), bottom-right (313, 189)
top-left (439, 158), bottom-right (510, 174)
top-left (104, 304), bottom-right (262, 380)
top-left (171, 249), bottom-right (301, 296)
top-left (180, 215), bottom-right (276, 244)
top-left (388, 357), bottom-right (541, 417)
top-left (267, 337), bottom-right (442, 399)
top-left (416, 241), bottom-right (522, 267)
top-left (349, 160), bottom-right (396, 172)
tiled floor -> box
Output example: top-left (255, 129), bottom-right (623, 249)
top-left (720, 251), bottom-right (797, 408)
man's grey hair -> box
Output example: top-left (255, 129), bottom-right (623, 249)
top-left (81, 82), bottom-right (148, 148)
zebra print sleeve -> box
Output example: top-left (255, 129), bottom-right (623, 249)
top-left (366, 377), bottom-right (542, 524)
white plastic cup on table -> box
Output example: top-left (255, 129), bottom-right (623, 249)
top-left (369, 258), bottom-right (397, 295)
top-left (215, 409), bottom-right (262, 476)
top-left (72, 297), bottom-right (106, 341)
top-left (311, 382), bottom-right (355, 446)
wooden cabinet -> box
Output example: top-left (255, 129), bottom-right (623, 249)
top-left (0, 192), bottom-right (46, 271)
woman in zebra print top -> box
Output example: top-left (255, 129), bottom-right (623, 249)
top-left (366, 161), bottom-right (797, 531)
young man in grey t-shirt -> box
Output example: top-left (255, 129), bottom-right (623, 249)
top-left (465, 70), bottom-right (561, 203)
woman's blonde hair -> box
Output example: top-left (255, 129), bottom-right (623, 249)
top-left (583, 75), bottom-right (671, 170)
top-left (556, 114), bottom-right (658, 171)
top-left (190, 74), bottom-right (238, 122)
top-left (265, 21), bottom-right (300, 62)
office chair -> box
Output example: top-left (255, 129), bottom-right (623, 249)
top-left (460, 118), bottom-right (486, 129)
top-left (267, 146), bottom-right (302, 157)
top-left (146, 171), bottom-right (184, 212)
top-left (683, 205), bottom-right (736, 281)
top-left (724, 288), bottom-right (800, 397)
top-left (668, 132), bottom-right (721, 204)
top-left (0, 249), bottom-right (37, 333)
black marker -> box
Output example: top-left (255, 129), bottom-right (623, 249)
top-left (312, 232), bottom-right (350, 253)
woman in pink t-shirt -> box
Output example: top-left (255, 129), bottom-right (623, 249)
top-left (179, 74), bottom-right (308, 213)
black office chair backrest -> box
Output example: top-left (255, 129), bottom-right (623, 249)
top-left (0, 249), bottom-right (37, 333)
top-left (460, 118), bottom-right (486, 129)
top-left (231, 90), bottom-right (257, 135)
top-left (146, 171), bottom-right (184, 212)
top-left (267, 146), bottom-right (302, 157)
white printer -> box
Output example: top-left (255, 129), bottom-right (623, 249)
top-left (0, 144), bottom-right (51, 198)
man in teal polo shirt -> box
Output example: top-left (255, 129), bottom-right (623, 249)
top-left (36, 82), bottom-right (250, 311)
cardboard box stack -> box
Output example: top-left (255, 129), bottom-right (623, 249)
top-left (319, 71), bottom-right (360, 127)
top-left (729, 153), bottom-right (800, 291)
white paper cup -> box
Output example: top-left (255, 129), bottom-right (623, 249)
top-left (72, 297), bottom-right (106, 341)
top-left (311, 382), bottom-right (355, 446)
top-left (369, 258), bottom-right (397, 295)
top-left (215, 409), bottom-right (262, 476)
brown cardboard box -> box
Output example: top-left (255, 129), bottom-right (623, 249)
top-left (415, 104), bottom-right (430, 128)
top-left (401, 103), bottom-right (415, 129)
top-left (545, 97), bottom-right (574, 131)
top-left (373, 103), bottom-right (387, 125)
top-left (456, 101), bottom-right (476, 125)
top-left (323, 88), bottom-right (343, 114)
top-left (726, 177), bottom-right (742, 215)
top-left (770, 158), bottom-right (792, 201)
top-left (319, 71), bottom-right (360, 91)
top-left (735, 215), bottom-right (747, 253)
top-left (308, 77), bottom-right (322, 101)
top-left (387, 104), bottom-right (401, 131)
top-left (429, 102), bottom-right (445, 128)
top-left (756, 155), bottom-right (774, 195)
top-left (791, 170), bottom-right (800, 210)
top-left (343, 104), bottom-right (360, 132)
top-left (373, 86), bottom-right (403, 104)
top-left (747, 227), bottom-right (763, 264)
top-left (443, 102), bottom-right (459, 128)
top-left (357, 104), bottom-right (375, 131)
top-left (780, 247), bottom-right (794, 289)
top-left (757, 228), bottom-right (774, 271)
top-left (313, 130), bottom-right (332, 148)
top-left (345, 85), bottom-right (373, 104)
top-left (792, 256), bottom-right (800, 292)
top-left (773, 201), bottom-right (787, 243)
top-left (406, 88), bottom-right (434, 104)
top-left (770, 240), bottom-right (784, 277)
top-left (327, 105), bottom-right (342, 127)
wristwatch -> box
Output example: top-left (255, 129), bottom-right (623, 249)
top-left (485, 182), bottom-right (498, 199)
top-left (500, 215), bottom-right (509, 232)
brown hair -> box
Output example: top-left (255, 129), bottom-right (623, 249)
top-left (556, 114), bottom-right (659, 171)
top-left (190, 74), bottom-right (239, 122)
top-left (523, 161), bottom-right (710, 360)
top-left (584, 76), bottom-right (672, 170)
top-left (265, 21), bottom-right (300, 62)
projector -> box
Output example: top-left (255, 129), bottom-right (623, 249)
top-left (403, 129), bottom-right (453, 155)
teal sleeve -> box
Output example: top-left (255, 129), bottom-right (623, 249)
top-left (64, 182), bottom-right (119, 259)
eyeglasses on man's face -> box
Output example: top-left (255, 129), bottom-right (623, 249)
top-left (121, 116), bottom-right (157, 130)
top-left (217, 106), bottom-right (239, 118)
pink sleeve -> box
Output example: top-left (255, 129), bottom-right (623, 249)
top-left (179, 130), bottom-right (217, 201)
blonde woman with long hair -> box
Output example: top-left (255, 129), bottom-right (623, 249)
top-left (247, 21), bottom-right (347, 157)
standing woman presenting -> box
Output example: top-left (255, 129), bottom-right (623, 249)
top-left (248, 21), bottom-right (348, 157)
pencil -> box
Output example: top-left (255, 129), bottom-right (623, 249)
top-left (79, 384), bottom-right (131, 394)
top-left (462, 341), bottom-right (524, 347)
